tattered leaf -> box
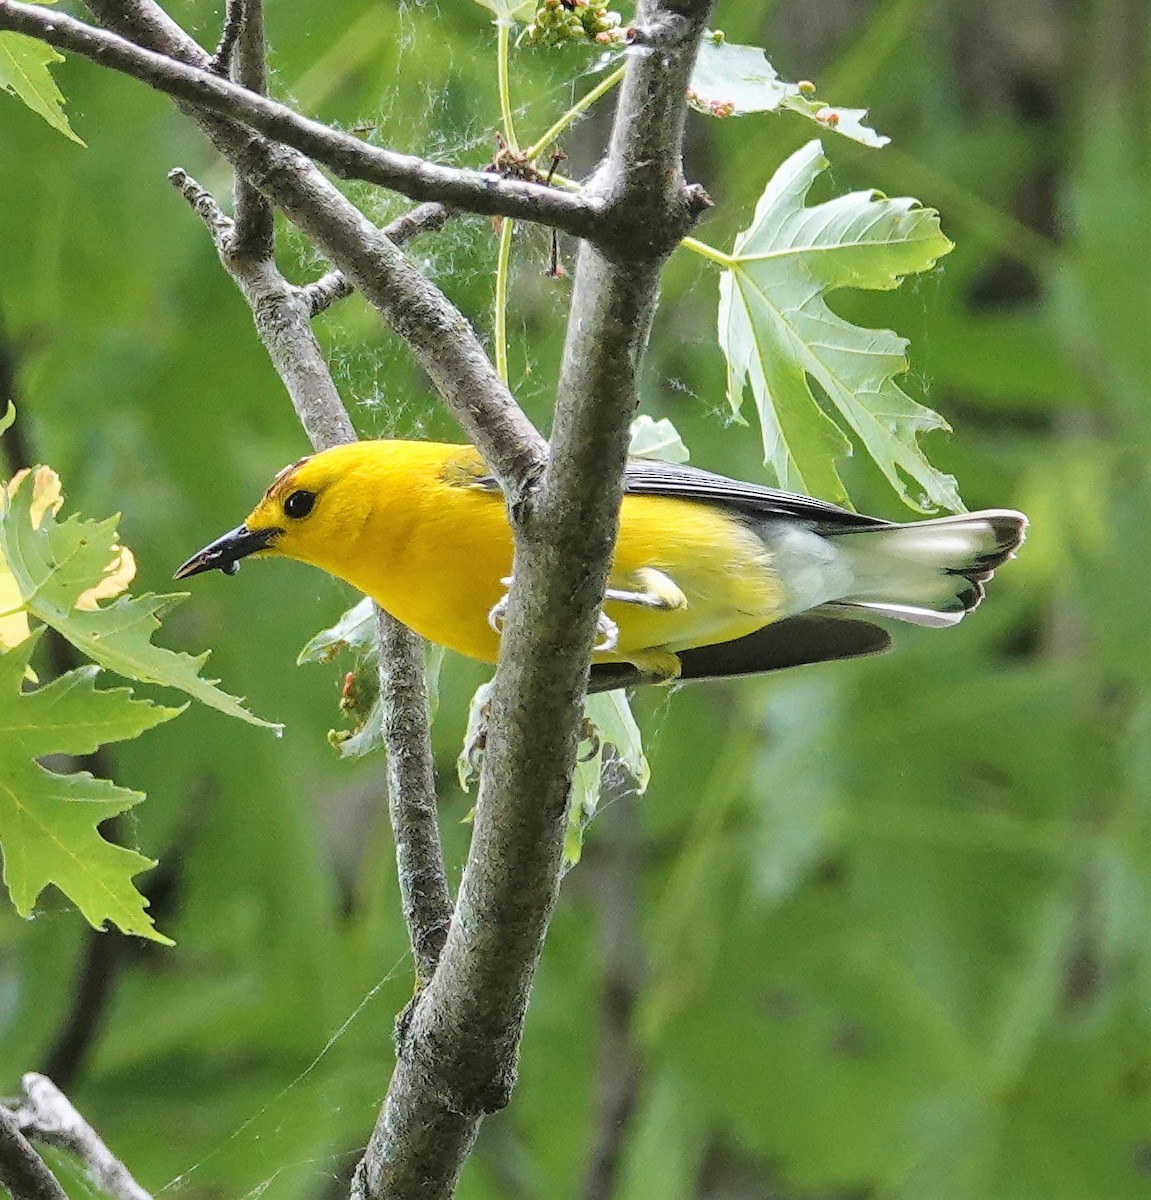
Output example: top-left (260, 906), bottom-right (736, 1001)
top-left (458, 679), bottom-right (493, 793)
top-left (565, 691), bottom-right (650, 868)
top-left (781, 95), bottom-right (889, 149)
top-left (297, 596), bottom-right (376, 664)
top-left (0, 633), bottom-right (180, 942)
top-left (688, 36), bottom-right (888, 148)
top-left (300, 600), bottom-right (441, 755)
top-left (719, 140), bottom-right (960, 512)
top-left (565, 740), bottom-right (605, 868)
top-left (585, 690), bottom-right (650, 793)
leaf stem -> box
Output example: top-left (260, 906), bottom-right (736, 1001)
top-left (496, 20), bottom-right (519, 153)
top-left (679, 235), bottom-right (733, 267)
top-left (524, 63), bottom-right (626, 162)
top-left (492, 19), bottom-right (518, 387)
top-left (493, 217), bottom-right (514, 384)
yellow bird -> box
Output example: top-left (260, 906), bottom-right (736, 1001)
top-left (175, 440), bottom-right (1026, 690)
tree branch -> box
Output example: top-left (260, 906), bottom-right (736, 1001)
top-left (12, 1074), bottom-right (151, 1200)
top-left (0, 1), bottom-right (602, 239)
top-left (168, 167), bottom-right (453, 988)
top-left (225, 0), bottom-right (275, 259)
top-left (301, 204), bottom-right (448, 318)
top-left (208, 0), bottom-right (243, 76)
top-left (359, 2), bottom-right (716, 1196)
top-left (69, 0), bottom-right (546, 495)
top-left (0, 1108), bottom-right (68, 1200)
top-left (54, 2), bottom-right (715, 1196)
top-left (374, 605), bottom-right (452, 987)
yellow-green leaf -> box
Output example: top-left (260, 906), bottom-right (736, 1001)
top-left (0, 29), bottom-right (84, 145)
top-left (0, 633), bottom-right (180, 942)
top-left (0, 470), bottom-right (279, 728)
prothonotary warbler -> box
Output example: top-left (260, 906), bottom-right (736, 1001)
top-left (175, 440), bottom-right (1026, 690)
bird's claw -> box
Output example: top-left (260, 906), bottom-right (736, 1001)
top-left (487, 576), bottom-right (515, 634)
top-left (594, 610), bottom-right (619, 652)
top-left (489, 576), bottom-right (618, 652)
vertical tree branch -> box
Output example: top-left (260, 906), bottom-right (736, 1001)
top-left (361, 3), bottom-right (716, 1197)
top-left (375, 609), bottom-right (452, 983)
top-left (226, 0), bottom-right (275, 258)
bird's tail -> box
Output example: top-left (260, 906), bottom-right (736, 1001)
top-left (826, 509), bottom-right (1027, 628)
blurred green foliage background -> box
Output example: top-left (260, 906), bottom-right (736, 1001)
top-left (1, 1), bottom-right (1149, 1198)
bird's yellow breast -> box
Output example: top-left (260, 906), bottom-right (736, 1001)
top-left (275, 442), bottom-right (784, 665)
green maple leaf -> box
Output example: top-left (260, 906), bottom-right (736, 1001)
top-left (718, 140), bottom-right (960, 512)
top-left (0, 472), bottom-right (279, 729)
top-left (0, 2), bottom-right (85, 147)
top-left (0, 633), bottom-right (180, 942)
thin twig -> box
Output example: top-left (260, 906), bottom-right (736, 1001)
top-left (226, 0), bottom-right (274, 259)
top-left (301, 269), bottom-right (354, 318)
top-left (0, 1), bottom-right (602, 240)
top-left (376, 609), bottom-right (452, 986)
top-left (208, 0), bottom-right (242, 75)
top-left (168, 167), bottom-right (356, 450)
top-left (0, 1107), bottom-right (68, 1200)
top-left (14, 1075), bottom-right (152, 1200)
top-left (302, 203), bottom-right (448, 317)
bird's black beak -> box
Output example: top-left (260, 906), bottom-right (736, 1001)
top-left (174, 524), bottom-right (280, 580)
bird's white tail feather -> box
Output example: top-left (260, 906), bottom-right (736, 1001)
top-left (828, 509), bottom-right (1027, 627)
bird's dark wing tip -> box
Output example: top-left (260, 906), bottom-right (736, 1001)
top-left (588, 613), bottom-right (891, 692)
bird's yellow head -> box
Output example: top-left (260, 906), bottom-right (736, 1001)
top-left (174, 443), bottom-right (379, 582)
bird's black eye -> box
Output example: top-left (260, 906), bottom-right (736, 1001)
top-left (283, 489), bottom-right (316, 519)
